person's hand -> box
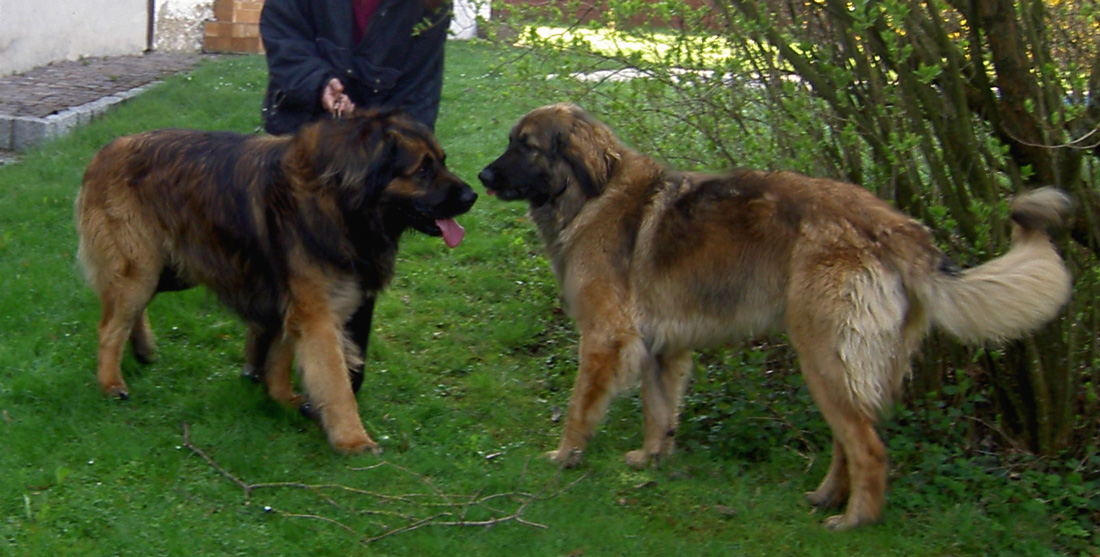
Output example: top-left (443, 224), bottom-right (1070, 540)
top-left (321, 78), bottom-right (356, 118)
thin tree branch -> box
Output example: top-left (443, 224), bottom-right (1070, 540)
top-left (180, 423), bottom-right (585, 545)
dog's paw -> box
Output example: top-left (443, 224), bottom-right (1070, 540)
top-left (822, 511), bottom-right (877, 531)
top-left (331, 431), bottom-right (380, 455)
top-left (624, 449), bottom-right (654, 469)
top-left (240, 364), bottom-right (263, 384)
top-left (132, 347), bottom-right (158, 365)
top-left (805, 489), bottom-right (845, 510)
top-left (544, 448), bottom-right (583, 468)
top-left (298, 402), bottom-right (318, 421)
top-left (822, 514), bottom-right (856, 530)
top-left (101, 382), bottom-right (130, 401)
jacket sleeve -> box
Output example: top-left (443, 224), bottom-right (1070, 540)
top-left (260, 0), bottom-right (337, 112)
top-left (388, 7), bottom-right (450, 129)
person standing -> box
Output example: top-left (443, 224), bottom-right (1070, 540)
top-left (245, 0), bottom-right (452, 393)
top-left (260, 0), bottom-right (451, 135)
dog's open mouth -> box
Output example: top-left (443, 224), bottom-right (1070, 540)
top-left (435, 218), bottom-right (466, 248)
top-left (402, 186), bottom-right (476, 248)
top-left (406, 207), bottom-right (469, 248)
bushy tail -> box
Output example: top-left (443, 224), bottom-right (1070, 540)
top-left (924, 187), bottom-right (1073, 343)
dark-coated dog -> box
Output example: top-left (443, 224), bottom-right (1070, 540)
top-left (76, 109), bottom-right (476, 453)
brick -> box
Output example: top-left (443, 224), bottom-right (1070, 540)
top-left (233, 23), bottom-right (260, 39)
top-left (204, 21), bottom-right (232, 39)
top-left (0, 53), bottom-right (202, 150)
top-left (205, 33), bottom-right (264, 54)
top-left (203, 35), bottom-right (234, 53)
top-left (235, 7), bottom-right (262, 25)
top-left (212, 0), bottom-right (235, 21)
top-left (205, 21), bottom-right (260, 40)
top-left (231, 37), bottom-right (265, 54)
top-left (213, 0), bottom-right (265, 24)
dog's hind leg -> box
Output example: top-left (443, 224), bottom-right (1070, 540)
top-left (626, 350), bottom-right (693, 468)
top-left (787, 260), bottom-right (913, 529)
top-left (806, 438), bottom-right (849, 510)
top-left (79, 186), bottom-right (163, 399)
top-left (792, 332), bottom-right (888, 530)
top-left (242, 324), bottom-right (277, 383)
top-left (344, 296), bottom-right (376, 394)
top-left (803, 295), bottom-right (923, 515)
top-left (263, 331), bottom-right (302, 408)
top-left (95, 277), bottom-right (158, 400)
top-left (129, 309), bottom-right (157, 364)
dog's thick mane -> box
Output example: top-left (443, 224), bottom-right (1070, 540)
top-left (526, 117), bottom-right (670, 282)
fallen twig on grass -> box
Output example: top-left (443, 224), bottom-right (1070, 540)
top-left (180, 423), bottom-right (586, 544)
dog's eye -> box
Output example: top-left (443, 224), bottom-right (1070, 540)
top-left (416, 160), bottom-right (434, 179)
top-left (515, 133), bottom-right (532, 151)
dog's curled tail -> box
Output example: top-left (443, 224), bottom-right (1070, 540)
top-left (925, 187), bottom-right (1074, 344)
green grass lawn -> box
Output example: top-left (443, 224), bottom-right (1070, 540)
top-left (0, 41), bottom-right (1077, 555)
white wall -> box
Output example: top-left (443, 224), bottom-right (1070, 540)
top-left (154, 0), bottom-right (213, 52)
top-left (449, 0), bottom-right (490, 40)
top-left (0, 0), bottom-right (148, 76)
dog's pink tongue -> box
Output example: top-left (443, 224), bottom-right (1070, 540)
top-left (436, 218), bottom-right (466, 248)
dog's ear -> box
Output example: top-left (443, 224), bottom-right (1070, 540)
top-left (288, 114), bottom-right (399, 210)
top-left (554, 107), bottom-right (619, 198)
top-left (353, 119), bottom-right (403, 207)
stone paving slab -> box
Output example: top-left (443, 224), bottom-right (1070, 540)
top-left (0, 52), bottom-right (207, 155)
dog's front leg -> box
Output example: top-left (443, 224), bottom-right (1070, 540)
top-left (286, 285), bottom-right (377, 455)
top-left (295, 316), bottom-right (377, 454)
top-left (549, 331), bottom-right (642, 467)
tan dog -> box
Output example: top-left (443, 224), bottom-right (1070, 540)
top-left (75, 109), bottom-right (476, 453)
top-left (478, 103), bottom-right (1072, 529)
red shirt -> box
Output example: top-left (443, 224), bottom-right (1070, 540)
top-left (353, 0), bottom-right (383, 44)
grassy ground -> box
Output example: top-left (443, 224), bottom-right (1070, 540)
top-left (0, 41), bottom-right (1075, 555)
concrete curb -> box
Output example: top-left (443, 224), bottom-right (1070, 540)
top-left (0, 82), bottom-right (155, 152)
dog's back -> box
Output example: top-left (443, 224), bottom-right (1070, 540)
top-left (634, 168), bottom-right (1070, 409)
top-left (631, 168), bottom-right (943, 351)
top-left (76, 130), bottom-right (292, 323)
top-left (78, 130), bottom-right (286, 252)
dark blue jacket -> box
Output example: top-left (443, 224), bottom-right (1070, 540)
top-left (260, 0), bottom-right (450, 135)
